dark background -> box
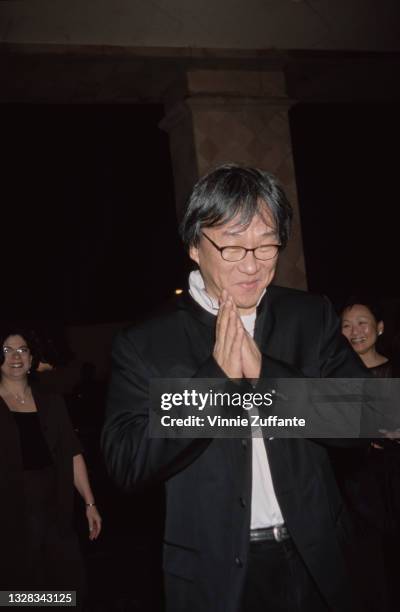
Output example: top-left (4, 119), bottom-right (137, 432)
top-left (3, 101), bottom-right (400, 611)
top-left (3, 104), bottom-right (186, 325)
top-left (3, 102), bottom-right (399, 327)
top-left (290, 102), bottom-right (399, 305)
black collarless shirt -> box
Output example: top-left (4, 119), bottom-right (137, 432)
top-left (12, 411), bottom-right (53, 470)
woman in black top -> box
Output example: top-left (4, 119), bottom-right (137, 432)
top-left (0, 328), bottom-right (101, 605)
top-left (340, 300), bottom-right (399, 611)
top-left (341, 300), bottom-right (391, 376)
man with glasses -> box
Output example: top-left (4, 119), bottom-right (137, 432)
top-left (103, 165), bottom-right (369, 612)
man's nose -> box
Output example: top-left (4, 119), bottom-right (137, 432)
top-left (238, 251), bottom-right (259, 273)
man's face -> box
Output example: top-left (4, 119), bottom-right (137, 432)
top-left (189, 207), bottom-right (280, 316)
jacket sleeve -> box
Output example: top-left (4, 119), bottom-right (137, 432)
top-left (255, 296), bottom-right (371, 447)
top-left (101, 329), bottom-right (225, 492)
top-left (55, 394), bottom-right (82, 457)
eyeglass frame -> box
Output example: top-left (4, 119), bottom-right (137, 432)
top-left (201, 232), bottom-right (281, 262)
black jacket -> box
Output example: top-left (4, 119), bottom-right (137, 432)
top-left (0, 389), bottom-right (82, 589)
top-left (102, 286), bottom-right (369, 612)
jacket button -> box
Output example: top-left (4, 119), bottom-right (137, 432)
top-left (239, 497), bottom-right (246, 508)
top-left (235, 556), bottom-right (243, 568)
top-left (241, 439), bottom-right (248, 449)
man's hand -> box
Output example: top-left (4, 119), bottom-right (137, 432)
top-left (241, 331), bottom-right (262, 380)
top-left (213, 290), bottom-right (262, 380)
top-left (229, 296), bottom-right (262, 380)
top-left (213, 291), bottom-right (244, 378)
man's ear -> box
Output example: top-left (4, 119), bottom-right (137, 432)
top-left (189, 244), bottom-right (200, 265)
top-left (377, 321), bottom-right (384, 336)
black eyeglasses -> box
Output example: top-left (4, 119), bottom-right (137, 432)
top-left (202, 232), bottom-right (281, 262)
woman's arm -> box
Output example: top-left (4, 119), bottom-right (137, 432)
top-left (73, 453), bottom-right (102, 540)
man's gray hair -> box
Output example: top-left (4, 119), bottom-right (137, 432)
top-left (179, 164), bottom-right (293, 250)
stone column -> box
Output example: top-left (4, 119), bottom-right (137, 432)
top-left (161, 69), bottom-right (306, 290)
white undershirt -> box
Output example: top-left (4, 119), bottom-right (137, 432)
top-left (189, 270), bottom-right (284, 528)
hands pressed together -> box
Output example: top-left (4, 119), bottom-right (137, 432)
top-left (213, 290), bottom-right (261, 380)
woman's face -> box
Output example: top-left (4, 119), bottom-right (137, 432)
top-left (341, 304), bottom-right (383, 356)
top-left (1, 335), bottom-right (32, 381)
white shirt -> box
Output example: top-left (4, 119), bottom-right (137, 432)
top-left (189, 270), bottom-right (284, 528)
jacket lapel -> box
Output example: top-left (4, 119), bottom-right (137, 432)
top-left (31, 387), bottom-right (57, 455)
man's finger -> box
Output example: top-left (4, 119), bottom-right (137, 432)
top-left (215, 298), bottom-right (230, 355)
top-left (223, 308), bottom-right (239, 356)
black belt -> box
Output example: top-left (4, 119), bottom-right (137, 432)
top-left (250, 524), bottom-right (290, 543)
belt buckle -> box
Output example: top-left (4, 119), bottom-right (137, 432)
top-left (273, 525), bottom-right (285, 542)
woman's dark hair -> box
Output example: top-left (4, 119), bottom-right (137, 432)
top-left (0, 327), bottom-right (40, 372)
top-left (179, 164), bottom-right (293, 250)
top-left (340, 297), bottom-right (384, 323)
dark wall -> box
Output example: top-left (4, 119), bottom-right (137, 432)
top-left (3, 104), bottom-right (186, 324)
top-left (290, 102), bottom-right (399, 304)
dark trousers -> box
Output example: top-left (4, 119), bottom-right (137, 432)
top-left (240, 538), bottom-right (328, 612)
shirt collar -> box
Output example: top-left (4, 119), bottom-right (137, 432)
top-left (188, 269), bottom-right (266, 336)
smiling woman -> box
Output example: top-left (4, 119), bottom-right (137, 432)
top-left (0, 327), bottom-right (101, 605)
top-left (340, 299), bottom-right (391, 376)
top-left (338, 299), bottom-right (400, 611)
